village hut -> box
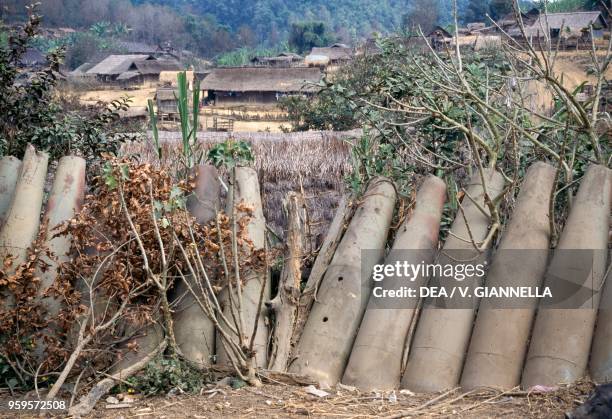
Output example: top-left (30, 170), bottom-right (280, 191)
top-left (86, 55), bottom-right (182, 85)
top-left (201, 67), bottom-right (322, 106)
top-left (155, 88), bottom-right (180, 116)
top-left (474, 35), bottom-right (502, 51)
top-left (67, 62), bottom-right (98, 85)
top-left (250, 52), bottom-right (303, 67)
top-left (86, 54), bottom-right (154, 83)
top-left (69, 62), bottom-right (96, 76)
top-left (305, 44), bottom-right (353, 67)
top-left (467, 22), bottom-right (486, 32)
top-left (497, 8), bottom-right (540, 30)
top-left (427, 26), bottom-right (453, 49)
top-left (506, 11), bottom-right (608, 43)
top-left (356, 38), bottom-right (384, 56)
top-left (117, 59), bottom-right (182, 85)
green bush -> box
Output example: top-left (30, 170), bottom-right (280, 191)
top-left (0, 5), bottom-right (135, 161)
top-left (123, 356), bottom-right (211, 396)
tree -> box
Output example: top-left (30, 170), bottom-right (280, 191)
top-left (401, 0), bottom-right (440, 34)
top-left (463, 0), bottom-right (490, 23)
top-left (489, 0), bottom-right (512, 20)
top-left (288, 21), bottom-right (335, 54)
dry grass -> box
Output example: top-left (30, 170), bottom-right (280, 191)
top-left (76, 86), bottom-right (158, 108)
top-left (0, 379), bottom-right (593, 418)
top-left (120, 130), bottom-right (359, 246)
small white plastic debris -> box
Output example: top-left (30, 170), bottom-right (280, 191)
top-left (399, 389), bottom-right (415, 396)
top-left (304, 385), bottom-right (330, 398)
top-left (265, 400), bottom-right (272, 406)
top-left (106, 396), bottom-right (119, 404)
top-left (388, 391), bottom-right (397, 403)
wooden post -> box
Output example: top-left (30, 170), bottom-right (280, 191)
top-left (267, 192), bottom-right (306, 371)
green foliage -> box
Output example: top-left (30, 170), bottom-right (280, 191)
top-left (3, 0), bottom-right (420, 59)
top-left (0, 355), bottom-right (23, 391)
top-left (279, 93), bottom-right (359, 132)
top-left (288, 21), bottom-right (335, 54)
top-left (147, 71), bottom-right (204, 171)
top-left (207, 140), bottom-right (254, 169)
top-left (0, 6), bottom-right (134, 160)
top-left (489, 0), bottom-right (513, 19)
top-left (280, 36), bottom-right (532, 196)
top-left (176, 71), bottom-right (201, 167)
top-left (63, 31), bottom-right (117, 69)
top-left (278, 53), bottom-right (383, 131)
top-left (539, 0), bottom-right (590, 13)
top-left (463, 0), bottom-right (490, 23)
top-left (123, 356), bottom-right (210, 396)
top-left (346, 132), bottom-right (414, 194)
top-left (401, 0), bottom-right (441, 33)
top-left (148, 98), bottom-right (161, 160)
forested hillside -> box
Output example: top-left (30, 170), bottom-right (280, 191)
top-left (1, 0), bottom-right (601, 62)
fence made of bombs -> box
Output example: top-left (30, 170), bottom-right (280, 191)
top-left (0, 147), bottom-right (610, 395)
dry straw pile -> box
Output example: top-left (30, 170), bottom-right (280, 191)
top-left (120, 130), bottom-right (359, 244)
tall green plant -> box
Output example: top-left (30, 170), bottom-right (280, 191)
top-left (148, 72), bottom-right (203, 173)
top-left (148, 98), bottom-right (161, 160)
top-left (176, 71), bottom-right (201, 169)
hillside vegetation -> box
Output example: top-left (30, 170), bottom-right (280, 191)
top-left (0, 0), bottom-right (547, 60)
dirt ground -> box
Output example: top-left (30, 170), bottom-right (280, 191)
top-left (73, 87), bottom-right (289, 132)
top-left (0, 380), bottom-right (595, 418)
top-left (77, 86), bottom-right (158, 108)
top-left (552, 51), bottom-right (612, 90)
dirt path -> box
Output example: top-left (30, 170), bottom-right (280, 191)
top-left (0, 380), bottom-right (594, 418)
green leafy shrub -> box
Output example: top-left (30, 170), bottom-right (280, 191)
top-left (207, 139), bottom-right (254, 169)
top-left (0, 5), bottom-right (134, 161)
top-left (123, 356), bottom-right (211, 396)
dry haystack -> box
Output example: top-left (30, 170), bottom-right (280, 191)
top-left (120, 130), bottom-right (358, 245)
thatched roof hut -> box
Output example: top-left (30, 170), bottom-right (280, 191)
top-left (305, 44), bottom-right (353, 66)
top-left (201, 67), bottom-right (322, 105)
top-left (474, 35), bottom-right (502, 51)
top-left (159, 70), bottom-right (195, 87)
top-left (133, 59), bottom-right (182, 75)
top-left (202, 67), bottom-right (322, 92)
top-left (86, 54), bottom-right (153, 78)
top-left (86, 55), bottom-right (182, 84)
top-left (251, 52), bottom-right (303, 67)
top-left (427, 26), bottom-right (452, 39)
top-left (467, 22), bottom-right (486, 32)
top-left (155, 87), bottom-right (180, 116)
top-left (507, 11), bottom-right (607, 39)
top-left (69, 62), bottom-right (96, 76)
